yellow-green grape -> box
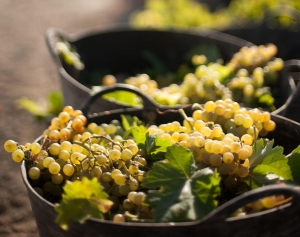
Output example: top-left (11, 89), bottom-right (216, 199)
top-left (210, 154), bottom-right (222, 166)
top-left (106, 124), bottom-right (117, 134)
top-left (241, 158), bottom-right (250, 168)
top-left (194, 136), bottom-right (205, 147)
top-left (251, 199), bottom-right (264, 212)
top-left (127, 191), bottom-right (137, 203)
top-left (30, 142), bottom-right (42, 155)
top-left (72, 134), bottom-right (82, 142)
top-left (4, 140), bottom-right (18, 152)
top-left (241, 134), bottom-right (253, 145)
top-left (128, 144), bottom-right (138, 155)
top-left (193, 120), bottom-right (205, 132)
top-left (111, 169), bottom-right (122, 179)
top-left (96, 154), bottom-right (108, 166)
top-left (55, 158), bottom-right (66, 167)
top-left (58, 150), bottom-right (70, 161)
top-left (109, 149), bottom-right (121, 161)
top-left (71, 144), bottom-right (83, 153)
top-left (201, 126), bottom-right (212, 137)
top-left (123, 199), bottom-right (134, 211)
top-left (223, 152), bottom-right (234, 164)
top-left (82, 159), bottom-right (90, 170)
top-left (178, 133), bottom-right (189, 142)
top-left (43, 157), bottom-right (55, 168)
top-left (234, 114), bottom-right (244, 126)
top-left (236, 166), bottom-right (249, 178)
top-left (91, 167), bottom-right (102, 179)
top-left (137, 171), bottom-right (145, 182)
top-left (259, 112), bottom-right (271, 123)
top-left (135, 157), bottom-right (147, 166)
top-left (238, 148), bottom-right (250, 160)
top-left (242, 116), bottom-right (253, 128)
top-left (49, 162), bottom-right (61, 174)
top-left (113, 214), bottom-right (125, 223)
top-left (134, 192), bottom-right (146, 206)
top-left (215, 105), bottom-right (225, 116)
top-left (81, 132), bottom-right (92, 141)
top-left (204, 101), bottom-right (216, 112)
top-left (24, 143), bottom-right (31, 151)
top-left (52, 173), bottom-right (64, 184)
top-left (129, 165), bottom-right (139, 175)
top-left (48, 143), bottom-right (60, 156)
top-left (12, 149), bottom-right (25, 162)
top-left (28, 167), bottom-right (41, 180)
top-left (129, 178), bottom-right (139, 191)
top-left (63, 164), bottom-right (75, 176)
top-left (118, 184), bottom-right (130, 196)
top-left (102, 172), bottom-right (112, 182)
top-left (204, 140), bottom-right (214, 153)
top-left (48, 130), bottom-right (60, 141)
top-left (114, 174), bottom-right (126, 185)
top-left (60, 128), bottom-right (71, 141)
top-left (261, 196), bottom-right (277, 209)
top-left (70, 152), bottom-right (84, 165)
top-left (263, 120), bottom-right (276, 132)
top-left (36, 159), bottom-right (45, 170)
top-left (230, 142), bottom-right (241, 153)
top-left (243, 145), bottom-right (253, 156)
top-left (121, 149), bottom-right (133, 161)
top-left (211, 142), bottom-right (224, 154)
top-left (58, 111), bottom-right (70, 124)
top-left (212, 126), bottom-right (223, 138)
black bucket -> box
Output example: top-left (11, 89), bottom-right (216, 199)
top-left (46, 24), bottom-right (299, 122)
top-left (22, 84), bottom-right (300, 237)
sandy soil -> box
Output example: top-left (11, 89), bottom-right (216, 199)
top-left (0, 1), bottom-right (143, 236)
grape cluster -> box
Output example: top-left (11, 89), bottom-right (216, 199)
top-left (4, 99), bottom-right (277, 222)
top-left (113, 44), bottom-right (284, 110)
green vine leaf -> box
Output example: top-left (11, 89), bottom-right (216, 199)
top-left (246, 139), bottom-right (292, 189)
top-left (145, 134), bottom-right (172, 161)
top-left (142, 145), bottom-right (220, 222)
top-left (55, 178), bottom-right (113, 230)
top-left (287, 145), bottom-right (300, 183)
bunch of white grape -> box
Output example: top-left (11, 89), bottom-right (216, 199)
top-left (102, 44), bottom-right (284, 110)
top-left (4, 99), bottom-right (277, 222)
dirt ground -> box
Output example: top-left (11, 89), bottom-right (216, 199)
top-left (0, 1), bottom-right (143, 236)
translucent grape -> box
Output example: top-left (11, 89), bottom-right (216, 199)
top-left (102, 172), bottom-right (112, 183)
top-left (263, 120), bottom-right (276, 132)
top-left (4, 140), bottom-right (18, 152)
top-left (12, 149), bottom-right (25, 162)
top-left (28, 167), bottom-right (41, 180)
top-left (204, 101), bottom-right (216, 112)
top-left (128, 191), bottom-right (137, 203)
top-left (63, 164), bottom-right (75, 176)
top-left (128, 144), bottom-right (138, 155)
top-left (109, 149), bottom-right (121, 161)
top-left (129, 165), bottom-right (139, 175)
top-left (48, 143), bottom-right (60, 156)
top-left (58, 150), bottom-right (70, 161)
top-left (262, 196), bottom-right (277, 209)
top-left (96, 154), bottom-right (108, 165)
top-left (70, 152), bottom-right (84, 165)
top-left (49, 162), bottom-right (61, 174)
top-left (121, 149), bottom-right (133, 161)
top-left (210, 154), bottom-right (222, 166)
top-left (211, 142), bottom-right (224, 154)
top-left (52, 173), bottom-right (64, 184)
top-left (91, 167), bottom-right (102, 179)
top-left (114, 174), bottom-right (126, 185)
top-left (236, 166), bottom-right (249, 178)
top-left (58, 111), bottom-right (70, 124)
top-left (48, 130), bottom-right (60, 141)
top-left (113, 214), bottom-right (125, 223)
top-left (223, 152), bottom-right (234, 164)
top-left (134, 192), bottom-right (146, 206)
top-left (111, 169), bottom-right (122, 179)
top-left (129, 178), bottom-right (139, 190)
top-left (118, 184), bottom-right (130, 196)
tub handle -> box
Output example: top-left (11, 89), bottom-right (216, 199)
top-left (201, 184), bottom-right (300, 224)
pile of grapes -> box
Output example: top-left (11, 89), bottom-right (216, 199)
top-left (4, 97), bottom-right (288, 224)
top-left (102, 44), bottom-right (284, 111)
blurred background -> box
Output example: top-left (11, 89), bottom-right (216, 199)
top-left (1, 0), bottom-right (300, 236)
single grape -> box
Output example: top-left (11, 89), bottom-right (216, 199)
top-left (12, 149), bottom-right (25, 162)
top-left (114, 174), bottom-right (126, 185)
top-left (49, 162), bottom-right (61, 174)
top-left (121, 149), bottom-right (133, 161)
top-left (109, 149), bottom-right (121, 161)
top-left (113, 214), bottom-right (125, 223)
top-left (63, 164), bottom-right (75, 176)
top-left (52, 173), bottom-right (64, 184)
top-left (4, 140), bottom-right (18, 152)
top-left (28, 167), bottom-right (41, 180)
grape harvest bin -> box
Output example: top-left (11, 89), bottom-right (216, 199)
top-left (46, 24), bottom-right (298, 121)
top-left (22, 85), bottom-right (300, 237)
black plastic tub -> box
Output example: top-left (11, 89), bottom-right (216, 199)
top-left (22, 85), bottom-right (300, 237)
top-left (46, 24), bottom-right (299, 122)
top-left (46, 24), bottom-right (254, 109)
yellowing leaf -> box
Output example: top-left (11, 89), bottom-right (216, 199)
top-left (55, 178), bottom-right (113, 230)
